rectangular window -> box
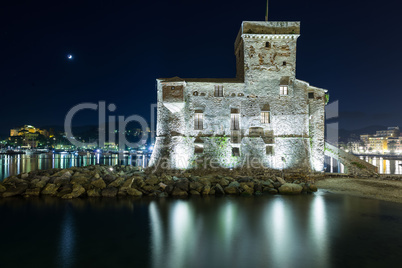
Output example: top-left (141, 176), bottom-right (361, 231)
top-left (214, 85), bottom-right (224, 97)
top-left (194, 146), bottom-right (204, 154)
top-left (231, 131), bottom-right (241, 144)
top-left (232, 147), bottom-right (240, 157)
top-left (231, 113), bottom-right (240, 130)
top-left (280, 85), bottom-right (288, 95)
top-left (266, 146), bottom-right (273, 155)
top-left (261, 111), bottom-right (270, 124)
top-left (308, 92), bottom-right (314, 99)
top-left (194, 112), bottom-right (203, 130)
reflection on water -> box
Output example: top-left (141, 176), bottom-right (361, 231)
top-left (59, 207), bottom-right (75, 268)
top-left (360, 156), bottom-right (402, 174)
top-left (1, 193), bottom-right (402, 267)
top-left (0, 154), bottom-right (148, 180)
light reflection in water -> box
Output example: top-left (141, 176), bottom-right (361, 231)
top-left (269, 197), bottom-right (288, 267)
top-left (360, 156), bottom-right (402, 174)
top-left (0, 154), bottom-right (150, 181)
top-left (309, 194), bottom-right (328, 268)
top-left (149, 197), bottom-right (331, 268)
top-left (58, 208), bottom-right (75, 268)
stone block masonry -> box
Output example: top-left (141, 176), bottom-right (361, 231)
top-left (150, 21), bottom-right (328, 172)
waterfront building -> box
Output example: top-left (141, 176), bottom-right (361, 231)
top-left (359, 126), bottom-right (401, 155)
top-left (376, 127), bottom-right (400, 138)
top-left (150, 20), bottom-right (328, 171)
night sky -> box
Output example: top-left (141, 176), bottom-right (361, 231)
top-left (1, 0), bottom-right (401, 137)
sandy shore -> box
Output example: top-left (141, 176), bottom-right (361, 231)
top-left (316, 177), bottom-right (402, 203)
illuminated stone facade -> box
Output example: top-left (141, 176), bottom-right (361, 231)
top-left (150, 21), bottom-right (328, 171)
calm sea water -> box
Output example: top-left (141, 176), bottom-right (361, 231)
top-left (0, 192), bottom-right (401, 268)
top-left (0, 154), bottom-right (148, 181)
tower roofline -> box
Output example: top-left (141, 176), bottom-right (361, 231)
top-left (235, 21), bottom-right (300, 52)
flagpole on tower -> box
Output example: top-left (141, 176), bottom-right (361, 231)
top-left (265, 0), bottom-right (269, 21)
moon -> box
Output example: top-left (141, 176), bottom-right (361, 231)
top-left (67, 54), bottom-right (73, 60)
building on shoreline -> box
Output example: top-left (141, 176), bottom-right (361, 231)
top-left (150, 20), bottom-right (328, 171)
top-left (345, 127), bottom-right (402, 155)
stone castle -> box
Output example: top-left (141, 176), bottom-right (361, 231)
top-left (149, 20), bottom-right (328, 171)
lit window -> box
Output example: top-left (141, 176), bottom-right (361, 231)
top-left (194, 112), bottom-right (203, 130)
top-left (280, 85), bottom-right (288, 95)
top-left (214, 85), bottom-right (224, 97)
top-left (261, 111), bottom-right (270, 124)
top-left (231, 109), bottom-right (240, 130)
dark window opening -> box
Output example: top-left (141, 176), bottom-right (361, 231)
top-left (195, 146), bottom-right (203, 154)
top-left (232, 147), bottom-right (240, 157)
top-left (308, 92), bottom-right (315, 99)
top-left (283, 61), bottom-right (287, 66)
top-left (265, 42), bottom-right (270, 48)
top-left (266, 146), bottom-right (273, 155)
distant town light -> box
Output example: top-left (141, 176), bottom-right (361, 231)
top-left (67, 54), bottom-right (73, 60)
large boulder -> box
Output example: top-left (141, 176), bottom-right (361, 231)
top-left (119, 177), bottom-right (135, 193)
top-left (278, 183), bottom-right (303, 195)
top-left (70, 175), bottom-right (89, 185)
top-left (199, 177), bottom-right (212, 186)
top-left (308, 184), bottom-right (318, 192)
top-left (31, 176), bottom-right (50, 189)
top-left (175, 179), bottom-right (189, 192)
top-left (62, 184), bottom-right (86, 199)
top-left (214, 184), bottom-right (225, 196)
top-left (276, 177), bottom-right (286, 185)
top-left (202, 185), bottom-right (211, 195)
top-left (91, 178), bottom-right (107, 189)
top-left (2, 183), bottom-right (28, 197)
top-left (57, 185), bottom-right (73, 198)
top-left (24, 188), bottom-right (41, 197)
top-left (87, 188), bottom-right (101, 197)
top-left (53, 171), bottom-right (72, 186)
top-left (108, 177), bottom-right (125, 188)
top-left (219, 178), bottom-right (230, 187)
top-left (171, 186), bottom-right (188, 197)
top-left (41, 183), bottom-right (59, 195)
top-left (189, 182), bottom-right (204, 192)
top-left (224, 186), bottom-right (239, 195)
top-left (102, 187), bottom-right (118, 197)
top-left (103, 174), bottom-right (116, 185)
top-left (2, 176), bottom-right (24, 186)
top-left (127, 188), bottom-right (143, 197)
top-left (190, 190), bottom-right (201, 195)
top-left (145, 175), bottom-right (159, 185)
top-left (240, 184), bottom-right (254, 196)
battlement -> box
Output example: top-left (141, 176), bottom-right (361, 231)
top-left (235, 21), bottom-right (300, 51)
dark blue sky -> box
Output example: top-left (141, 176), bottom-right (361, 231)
top-left (1, 0), bottom-right (401, 136)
